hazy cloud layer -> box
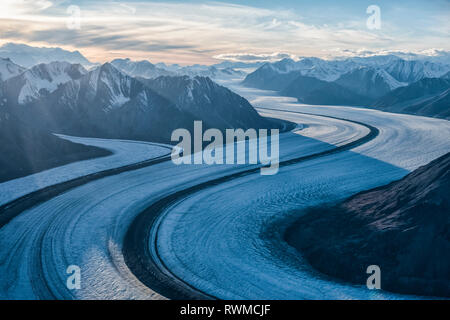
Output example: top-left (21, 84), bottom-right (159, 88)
top-left (0, 1), bottom-right (448, 64)
top-left (213, 52), bottom-right (297, 62)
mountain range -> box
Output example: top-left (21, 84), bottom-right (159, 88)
top-left (3, 61), bottom-right (87, 105)
top-left (112, 58), bottom-right (245, 80)
top-left (1, 60), bottom-right (279, 143)
top-left (111, 58), bottom-right (176, 79)
top-left (0, 43), bottom-right (92, 68)
top-left (0, 43), bottom-right (247, 80)
top-left (243, 56), bottom-right (450, 118)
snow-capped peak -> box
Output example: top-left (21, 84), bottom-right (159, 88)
top-left (80, 63), bottom-right (133, 112)
top-left (0, 58), bottom-right (25, 81)
top-left (16, 61), bottom-right (87, 104)
top-left (111, 58), bottom-right (175, 79)
top-left (0, 42), bottom-right (92, 68)
top-left (372, 68), bottom-right (407, 90)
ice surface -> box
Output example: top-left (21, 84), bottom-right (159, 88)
top-left (1, 81), bottom-right (449, 299)
top-left (156, 82), bottom-right (450, 299)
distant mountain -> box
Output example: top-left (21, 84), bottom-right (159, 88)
top-left (171, 65), bottom-right (245, 79)
top-left (286, 152), bottom-right (450, 297)
top-left (113, 59), bottom-right (244, 80)
top-left (243, 55), bottom-right (450, 90)
top-left (335, 55), bottom-right (450, 82)
top-left (139, 75), bottom-right (277, 130)
top-left (0, 109), bottom-right (110, 182)
top-left (243, 57), bottom-right (365, 84)
top-left (216, 67), bottom-right (246, 78)
top-left (0, 58), bottom-right (25, 81)
top-left (372, 78), bottom-right (450, 119)
top-left (0, 43), bottom-right (92, 68)
top-left (213, 61), bottom-right (265, 70)
top-left (335, 67), bottom-right (406, 99)
top-left (346, 54), bottom-right (403, 68)
top-left (111, 58), bottom-right (175, 79)
top-left (241, 57), bottom-right (358, 91)
top-left (280, 74), bottom-right (370, 106)
top-left (381, 50), bottom-right (450, 65)
top-left (245, 63), bottom-right (400, 106)
top-left (383, 59), bottom-right (450, 83)
top-left (4, 61), bottom-right (87, 105)
top-left (243, 55), bottom-right (450, 114)
top-left (292, 57), bottom-right (358, 82)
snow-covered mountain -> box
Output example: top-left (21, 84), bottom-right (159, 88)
top-left (213, 61), bottom-right (265, 70)
top-left (338, 55), bottom-right (450, 82)
top-left (246, 62), bottom-right (406, 105)
top-left (383, 59), bottom-right (450, 83)
top-left (111, 58), bottom-right (175, 79)
top-left (46, 62), bottom-right (172, 114)
top-left (171, 64), bottom-right (245, 79)
top-left (4, 61), bottom-right (87, 105)
top-left (247, 57), bottom-right (360, 82)
top-left (17, 63), bottom-right (190, 141)
top-left (335, 55), bottom-right (450, 82)
top-left (243, 55), bottom-right (450, 114)
top-left (242, 57), bottom-right (360, 90)
top-left (0, 43), bottom-right (93, 68)
top-left (244, 55), bottom-right (450, 89)
top-left (345, 54), bottom-right (402, 68)
top-left (381, 50), bottom-right (450, 65)
top-left (11, 63), bottom-right (278, 143)
top-left (0, 58), bottom-right (25, 81)
top-left (140, 75), bottom-right (276, 130)
top-left (335, 67), bottom-right (407, 99)
top-left (112, 58), bottom-right (244, 80)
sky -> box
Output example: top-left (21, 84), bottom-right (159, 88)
top-left (0, 0), bottom-right (449, 65)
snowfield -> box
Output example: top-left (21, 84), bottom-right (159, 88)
top-left (0, 81), bottom-right (449, 300)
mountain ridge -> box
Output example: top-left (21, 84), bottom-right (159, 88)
top-left (0, 43), bottom-right (93, 68)
top-left (5, 62), bottom-right (281, 143)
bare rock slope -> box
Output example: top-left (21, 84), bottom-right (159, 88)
top-left (286, 152), bottom-right (450, 297)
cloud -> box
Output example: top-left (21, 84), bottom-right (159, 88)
top-left (213, 52), bottom-right (297, 62)
top-left (0, 0), bottom-right (54, 17)
top-left (327, 48), bottom-right (450, 59)
top-left (0, 1), bottom-right (448, 65)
